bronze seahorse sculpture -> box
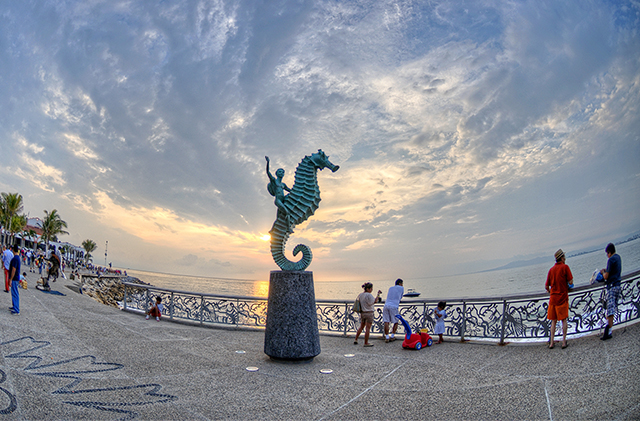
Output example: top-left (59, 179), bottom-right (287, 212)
top-left (266, 150), bottom-right (339, 271)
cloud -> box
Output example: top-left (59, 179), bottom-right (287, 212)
top-left (344, 238), bottom-right (380, 251)
top-left (176, 254), bottom-right (198, 266)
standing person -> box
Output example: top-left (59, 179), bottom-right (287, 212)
top-left (48, 253), bottom-right (60, 283)
top-left (3, 245), bottom-right (14, 293)
top-left (37, 254), bottom-right (44, 275)
top-left (8, 245), bottom-right (21, 315)
top-left (434, 301), bottom-right (447, 344)
top-left (383, 278), bottom-right (404, 342)
top-left (545, 249), bottom-right (574, 349)
top-left (354, 282), bottom-right (381, 347)
top-left (600, 243), bottom-right (622, 341)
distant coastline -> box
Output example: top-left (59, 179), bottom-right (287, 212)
top-left (411, 233), bottom-right (640, 282)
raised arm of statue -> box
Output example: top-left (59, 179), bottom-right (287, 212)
top-left (265, 156), bottom-right (290, 223)
top-left (265, 156), bottom-right (275, 185)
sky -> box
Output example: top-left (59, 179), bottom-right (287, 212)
top-left (0, 0), bottom-right (639, 284)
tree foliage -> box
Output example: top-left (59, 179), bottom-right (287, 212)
top-left (1, 192), bottom-right (25, 245)
top-left (41, 209), bottom-right (69, 252)
top-left (82, 239), bottom-right (97, 262)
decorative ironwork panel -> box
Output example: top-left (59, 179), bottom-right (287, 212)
top-left (399, 304), bottom-right (431, 334)
top-left (123, 286), bottom-right (149, 312)
top-left (502, 299), bottom-right (549, 339)
top-left (461, 301), bottom-right (504, 340)
top-left (316, 303), bottom-right (354, 333)
top-left (236, 300), bottom-right (268, 327)
top-left (170, 294), bottom-right (203, 321)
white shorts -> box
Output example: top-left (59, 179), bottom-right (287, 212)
top-left (382, 306), bottom-right (399, 323)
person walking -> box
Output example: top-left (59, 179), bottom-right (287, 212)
top-left (383, 278), bottom-right (404, 342)
top-left (354, 282), bottom-right (381, 347)
top-left (8, 245), bottom-right (21, 315)
top-left (600, 243), bottom-right (622, 340)
top-left (3, 245), bottom-right (14, 293)
top-left (545, 249), bottom-right (574, 349)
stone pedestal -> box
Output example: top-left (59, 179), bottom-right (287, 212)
top-left (264, 271), bottom-right (321, 361)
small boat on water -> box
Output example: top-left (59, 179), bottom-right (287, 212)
top-left (403, 289), bottom-right (421, 297)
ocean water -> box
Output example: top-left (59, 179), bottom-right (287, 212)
top-left (126, 238), bottom-right (640, 301)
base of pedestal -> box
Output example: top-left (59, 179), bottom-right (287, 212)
top-left (264, 270), bottom-right (321, 361)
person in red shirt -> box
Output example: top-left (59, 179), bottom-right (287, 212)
top-left (545, 249), bottom-right (574, 349)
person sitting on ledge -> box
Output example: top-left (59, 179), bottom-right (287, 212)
top-left (146, 296), bottom-right (164, 321)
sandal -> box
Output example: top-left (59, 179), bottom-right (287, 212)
top-left (561, 343), bottom-right (568, 349)
top-left (364, 343), bottom-right (374, 347)
top-left (353, 340), bottom-right (358, 345)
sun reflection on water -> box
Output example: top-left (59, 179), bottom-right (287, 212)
top-left (251, 280), bottom-right (270, 298)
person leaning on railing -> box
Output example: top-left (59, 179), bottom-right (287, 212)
top-left (600, 243), bottom-right (622, 340)
top-left (545, 249), bottom-right (574, 349)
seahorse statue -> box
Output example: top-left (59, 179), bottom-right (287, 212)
top-left (266, 150), bottom-right (339, 271)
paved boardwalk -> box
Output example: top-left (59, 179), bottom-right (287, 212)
top-left (0, 275), bottom-right (638, 420)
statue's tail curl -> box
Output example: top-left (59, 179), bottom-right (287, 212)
top-left (269, 219), bottom-right (312, 271)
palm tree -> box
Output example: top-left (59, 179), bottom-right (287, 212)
top-left (10, 214), bottom-right (27, 246)
top-left (41, 209), bottom-right (69, 254)
top-left (1, 192), bottom-right (24, 245)
top-left (82, 239), bottom-right (97, 263)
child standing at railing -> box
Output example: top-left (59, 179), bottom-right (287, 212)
top-left (434, 301), bottom-right (447, 344)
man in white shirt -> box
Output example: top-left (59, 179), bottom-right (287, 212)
top-left (3, 245), bottom-right (14, 293)
top-left (383, 279), bottom-right (404, 342)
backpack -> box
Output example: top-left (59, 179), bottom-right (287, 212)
top-left (590, 269), bottom-right (604, 285)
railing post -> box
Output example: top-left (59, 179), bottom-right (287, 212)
top-left (422, 303), bottom-right (427, 329)
top-left (460, 301), bottom-right (466, 342)
top-left (200, 295), bottom-right (204, 325)
top-left (123, 284), bottom-right (128, 311)
top-left (343, 303), bottom-right (349, 336)
top-left (145, 289), bottom-right (150, 312)
top-left (499, 299), bottom-right (508, 345)
top-left (235, 298), bottom-right (240, 327)
top-left (170, 292), bottom-right (174, 320)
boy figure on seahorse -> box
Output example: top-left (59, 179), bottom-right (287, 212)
top-left (265, 156), bottom-right (292, 231)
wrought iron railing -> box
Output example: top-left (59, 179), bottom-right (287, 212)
top-left (122, 270), bottom-right (640, 343)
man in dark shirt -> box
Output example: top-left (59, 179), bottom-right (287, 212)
top-left (9, 245), bottom-right (21, 315)
top-left (600, 243), bottom-right (622, 340)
